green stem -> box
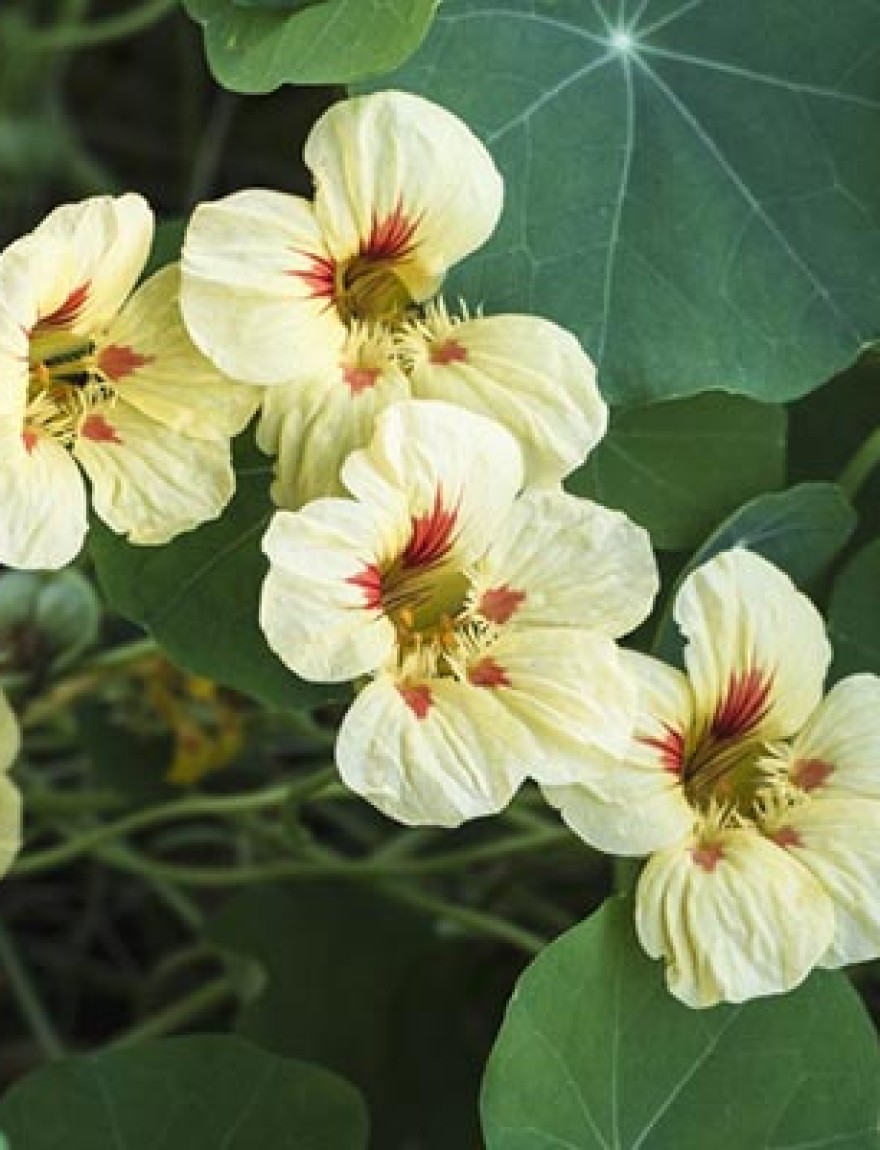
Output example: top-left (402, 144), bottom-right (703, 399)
top-left (384, 884), bottom-right (546, 954)
top-left (0, 920), bottom-right (66, 1060)
top-left (838, 425), bottom-right (880, 502)
top-left (612, 856), bottom-right (642, 894)
top-left (25, 0), bottom-right (179, 52)
top-left (110, 975), bottom-right (237, 1049)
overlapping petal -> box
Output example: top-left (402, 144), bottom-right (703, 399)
top-left (407, 309), bottom-right (606, 484)
top-left (635, 828), bottom-right (835, 1008)
top-left (474, 489), bottom-right (657, 637)
top-left (676, 548), bottom-right (831, 743)
top-left (306, 91), bottom-right (503, 304)
top-left (181, 189), bottom-right (344, 385)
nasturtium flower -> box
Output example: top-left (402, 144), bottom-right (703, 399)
top-left (182, 90), bottom-right (606, 504)
top-left (544, 548), bottom-right (880, 1008)
top-left (0, 194), bottom-right (259, 570)
top-left (0, 691), bottom-right (22, 877)
top-left (259, 400), bottom-right (657, 827)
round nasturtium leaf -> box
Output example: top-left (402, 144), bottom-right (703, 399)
top-left (381, 0), bottom-right (880, 405)
top-left (481, 898), bottom-right (880, 1150)
top-left (828, 537), bottom-right (880, 680)
top-left (183, 0), bottom-right (438, 91)
top-left (0, 1036), bottom-right (369, 1150)
top-left (89, 431), bottom-right (344, 712)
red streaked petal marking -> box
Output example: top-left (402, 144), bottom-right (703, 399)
top-left (479, 585), bottom-right (526, 625)
top-left (399, 683), bottom-right (432, 719)
top-left (347, 562), bottom-right (383, 611)
top-left (792, 758), bottom-right (834, 792)
top-left (22, 429), bottom-right (38, 454)
top-left (638, 723), bottom-right (685, 776)
top-left (711, 668), bottom-right (774, 740)
top-left (402, 487), bottom-right (459, 570)
top-left (80, 414), bottom-right (122, 444)
top-left (468, 657), bottom-right (511, 689)
top-left (292, 252), bottom-right (336, 300)
top-left (342, 366), bottom-right (379, 395)
top-left (97, 344), bottom-right (154, 381)
top-left (770, 827), bottom-right (802, 849)
top-left (430, 339), bottom-right (468, 366)
top-left (360, 200), bottom-right (420, 262)
top-left (691, 843), bottom-right (724, 872)
top-left (35, 282), bottom-right (91, 331)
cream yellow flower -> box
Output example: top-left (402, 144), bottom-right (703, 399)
top-left (259, 400), bottom-right (657, 827)
top-left (545, 548), bottom-right (880, 1008)
top-left (0, 691), bottom-right (21, 877)
top-left (0, 194), bottom-right (259, 569)
top-left (182, 91), bottom-right (606, 503)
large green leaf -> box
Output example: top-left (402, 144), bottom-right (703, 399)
top-left (828, 538), bottom-right (880, 679)
top-left (569, 392), bottom-right (786, 549)
top-left (481, 898), bottom-right (880, 1150)
top-left (383, 0), bottom-right (880, 404)
top-left (652, 482), bottom-right (857, 662)
top-left (0, 1035), bottom-right (368, 1149)
top-left (89, 432), bottom-right (341, 711)
top-left (209, 884), bottom-right (502, 1149)
top-left (184, 0), bottom-right (437, 91)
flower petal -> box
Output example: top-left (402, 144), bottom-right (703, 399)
top-left (341, 400), bottom-right (523, 567)
top-left (181, 189), bottom-right (344, 385)
top-left (676, 549), bottom-right (831, 743)
top-left (0, 424), bottom-right (88, 568)
top-left (766, 796), bottom-right (880, 968)
top-left (635, 826), bottom-right (834, 1008)
top-left (408, 308), bottom-right (606, 484)
top-left (73, 402), bottom-right (235, 545)
top-left (473, 489), bottom-right (657, 638)
top-left (306, 91), bottom-right (502, 301)
top-left (335, 674), bottom-right (528, 826)
top-left (0, 775), bottom-right (22, 877)
top-left (103, 264), bottom-right (261, 439)
top-left (781, 674), bottom-right (880, 800)
top-left (260, 502), bottom-right (399, 682)
top-left (0, 692), bottom-right (20, 772)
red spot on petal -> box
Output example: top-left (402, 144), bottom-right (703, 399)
top-left (22, 429), bottom-right (38, 454)
top-left (36, 281), bottom-right (90, 331)
top-left (399, 683), bottom-right (432, 719)
top-left (792, 758), bottom-right (834, 792)
top-left (293, 252), bottom-right (336, 300)
top-left (342, 366), bottom-right (379, 395)
top-left (430, 339), bottom-right (468, 366)
top-left (478, 585), bottom-right (526, 625)
top-left (771, 827), bottom-right (802, 849)
top-left (711, 668), bottom-right (774, 740)
top-left (347, 563), bottom-right (383, 611)
top-left (97, 344), bottom-right (154, 382)
top-left (361, 200), bottom-right (420, 262)
top-left (468, 657), bottom-right (511, 689)
top-left (639, 723), bottom-right (685, 776)
top-left (691, 843), bottom-right (724, 872)
top-left (80, 414), bottom-right (122, 444)
top-left (402, 487), bottom-right (459, 570)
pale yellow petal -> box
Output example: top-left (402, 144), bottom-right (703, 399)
top-left (0, 692), bottom-right (21, 774)
top-left (676, 548), bottom-right (830, 744)
top-left (181, 189), bottom-right (344, 385)
top-left (0, 307), bottom-right (28, 415)
top-left (0, 775), bottom-right (22, 877)
top-left (408, 309), bottom-right (606, 484)
top-left (781, 675), bottom-right (880, 800)
top-left (73, 402), bottom-right (234, 545)
top-left (335, 674), bottom-right (528, 826)
top-left (636, 827), bottom-right (834, 1008)
top-left (260, 502), bottom-right (399, 682)
top-left (766, 796), bottom-right (880, 968)
top-left (306, 91), bottom-right (502, 302)
top-left (340, 400), bottom-right (523, 567)
top-left (0, 425), bottom-right (88, 568)
top-left (102, 264), bottom-right (261, 439)
top-left (473, 489), bottom-right (658, 637)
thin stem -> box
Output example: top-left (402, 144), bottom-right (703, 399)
top-left (25, 0), bottom-right (179, 52)
top-left (612, 856), bottom-right (642, 894)
top-left (838, 425), bottom-right (880, 502)
top-left (384, 884), bottom-right (546, 954)
top-left (0, 920), bottom-right (66, 1060)
top-left (109, 975), bottom-right (237, 1049)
